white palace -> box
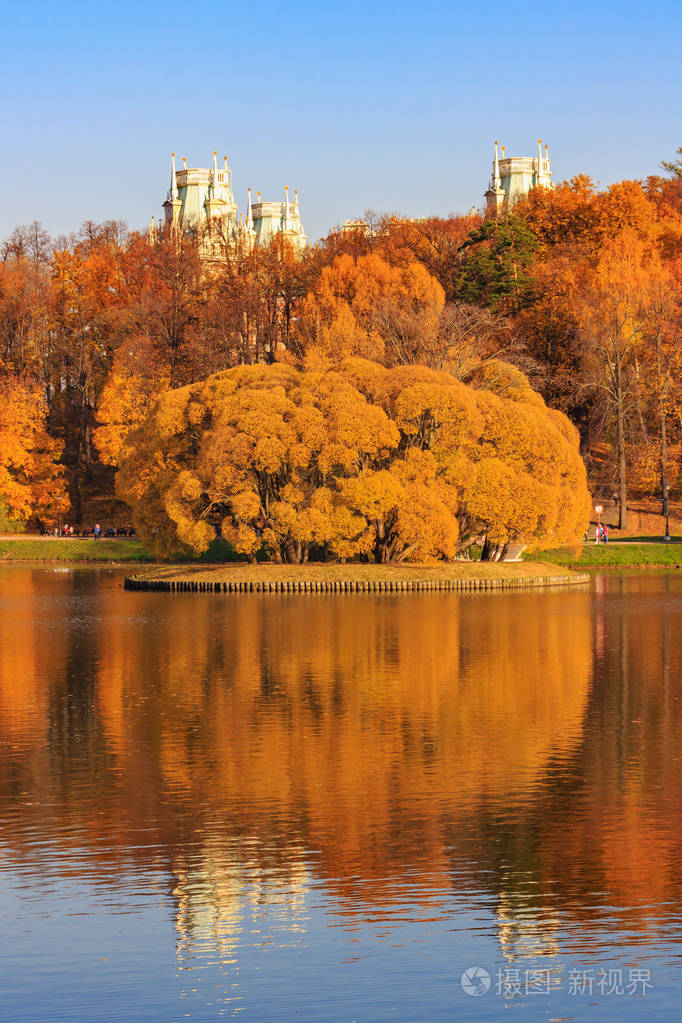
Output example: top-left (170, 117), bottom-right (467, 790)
top-left (485, 138), bottom-right (552, 217)
top-left (157, 150), bottom-right (307, 253)
top-left (153, 138), bottom-right (553, 251)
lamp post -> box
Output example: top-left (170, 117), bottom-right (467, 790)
top-left (664, 485), bottom-right (671, 542)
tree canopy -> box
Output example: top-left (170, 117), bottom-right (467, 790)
top-left (0, 375), bottom-right (68, 527)
top-left (117, 360), bottom-right (590, 562)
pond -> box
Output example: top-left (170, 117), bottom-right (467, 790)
top-left (0, 567), bottom-right (681, 1021)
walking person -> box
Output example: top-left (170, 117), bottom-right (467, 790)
top-left (94, 523), bottom-right (101, 541)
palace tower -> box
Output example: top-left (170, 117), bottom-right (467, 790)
top-left (159, 151), bottom-right (307, 253)
top-left (485, 138), bottom-right (552, 217)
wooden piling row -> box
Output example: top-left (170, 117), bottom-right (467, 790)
top-left (123, 573), bottom-right (588, 594)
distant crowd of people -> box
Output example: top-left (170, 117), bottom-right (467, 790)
top-left (41, 525), bottom-right (136, 539)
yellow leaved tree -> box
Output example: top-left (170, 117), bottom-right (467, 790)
top-left (296, 252), bottom-right (445, 363)
top-left (0, 375), bottom-right (69, 529)
top-left (117, 360), bottom-right (590, 562)
top-left (94, 335), bottom-right (171, 467)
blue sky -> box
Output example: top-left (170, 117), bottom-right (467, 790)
top-left (1, 0), bottom-right (680, 242)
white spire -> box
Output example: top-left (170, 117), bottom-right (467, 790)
top-left (545, 142), bottom-right (550, 175)
top-left (212, 150), bottom-right (218, 184)
top-left (284, 185), bottom-right (290, 229)
top-left (537, 138), bottom-right (543, 183)
top-left (171, 152), bottom-right (178, 200)
top-left (493, 141), bottom-right (501, 190)
top-left (223, 154), bottom-right (228, 171)
top-left (247, 187), bottom-right (253, 228)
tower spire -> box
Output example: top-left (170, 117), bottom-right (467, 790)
top-left (493, 141), bottom-right (501, 190)
top-left (284, 185), bottom-right (290, 229)
top-left (537, 138), bottom-right (543, 183)
top-left (171, 152), bottom-right (178, 200)
top-left (247, 186), bottom-right (253, 227)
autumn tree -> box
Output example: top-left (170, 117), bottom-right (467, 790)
top-left (116, 363), bottom-right (404, 563)
top-left (94, 335), bottom-right (171, 467)
top-left (118, 229), bottom-right (204, 387)
top-left (296, 251), bottom-right (445, 363)
top-left (0, 374), bottom-right (69, 528)
top-left (517, 177), bottom-right (660, 252)
top-left (639, 264), bottom-right (682, 509)
top-left (344, 359), bottom-right (590, 558)
top-left (572, 230), bottom-right (659, 528)
top-left (117, 361), bottom-right (590, 563)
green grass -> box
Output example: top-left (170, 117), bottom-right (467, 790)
top-left (0, 535), bottom-right (265, 565)
top-left (525, 543), bottom-right (682, 568)
top-left (0, 538), bottom-right (152, 563)
top-left (614, 535), bottom-right (682, 544)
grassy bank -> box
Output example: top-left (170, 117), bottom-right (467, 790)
top-left (524, 543), bottom-right (682, 568)
top-left (133, 560), bottom-right (586, 589)
top-left (0, 536), bottom-right (253, 564)
top-left (0, 538), bottom-right (152, 563)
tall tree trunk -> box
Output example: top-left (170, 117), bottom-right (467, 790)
top-left (616, 392), bottom-right (628, 531)
top-left (655, 332), bottom-right (669, 514)
top-left (660, 412), bottom-right (669, 515)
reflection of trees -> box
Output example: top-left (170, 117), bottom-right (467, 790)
top-left (1, 578), bottom-right (588, 899)
top-left (2, 572), bottom-right (682, 964)
top-left (0, 569), bottom-right (69, 747)
top-left (451, 574), bottom-right (682, 960)
top-left (91, 590), bottom-right (592, 893)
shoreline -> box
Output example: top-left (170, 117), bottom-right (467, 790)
top-left (124, 562), bottom-right (589, 594)
top-left (524, 541), bottom-right (682, 570)
top-left (0, 537), bottom-right (151, 564)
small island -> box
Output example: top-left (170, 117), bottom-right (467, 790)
top-left (125, 560), bottom-right (588, 594)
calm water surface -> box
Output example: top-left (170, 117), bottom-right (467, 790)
top-left (0, 567), bottom-right (681, 1021)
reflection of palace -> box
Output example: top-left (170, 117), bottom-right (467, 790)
top-left (496, 890), bottom-right (560, 962)
top-left (172, 843), bottom-right (309, 971)
top-left (2, 570), bottom-right (682, 971)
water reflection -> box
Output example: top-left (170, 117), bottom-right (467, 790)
top-left (0, 568), bottom-right (681, 1020)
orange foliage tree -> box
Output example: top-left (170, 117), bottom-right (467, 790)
top-left (295, 252), bottom-right (445, 363)
top-left (116, 360), bottom-right (590, 562)
top-left (0, 375), bottom-right (69, 527)
top-left (571, 231), bottom-right (669, 528)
